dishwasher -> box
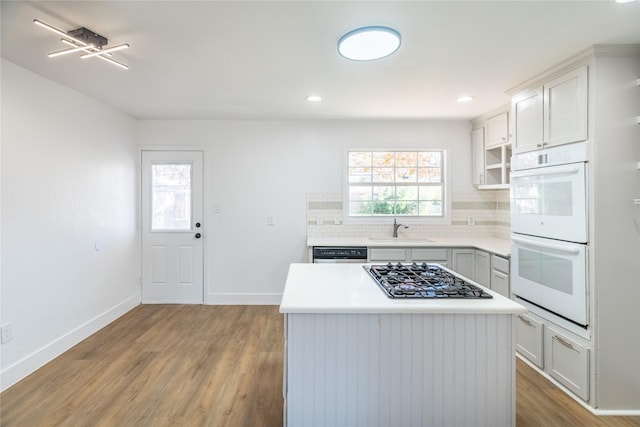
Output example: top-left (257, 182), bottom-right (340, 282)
top-left (312, 246), bottom-right (368, 263)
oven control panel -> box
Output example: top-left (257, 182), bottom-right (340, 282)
top-left (512, 141), bottom-right (588, 171)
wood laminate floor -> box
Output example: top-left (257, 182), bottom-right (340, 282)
top-left (1, 305), bottom-right (639, 427)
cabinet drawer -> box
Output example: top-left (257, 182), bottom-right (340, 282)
top-left (492, 254), bottom-right (509, 274)
top-left (516, 314), bottom-right (544, 368)
top-left (546, 327), bottom-right (590, 401)
top-left (411, 248), bottom-right (448, 262)
top-left (369, 248), bottom-right (408, 261)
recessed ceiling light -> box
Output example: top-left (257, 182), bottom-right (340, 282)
top-left (338, 26), bottom-right (401, 61)
top-left (307, 95), bottom-right (323, 102)
top-left (456, 96), bottom-right (475, 103)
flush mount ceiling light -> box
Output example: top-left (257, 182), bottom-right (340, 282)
top-left (33, 19), bottom-right (129, 69)
top-left (338, 26), bottom-right (401, 61)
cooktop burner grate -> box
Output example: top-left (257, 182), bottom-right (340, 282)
top-left (365, 262), bottom-right (493, 299)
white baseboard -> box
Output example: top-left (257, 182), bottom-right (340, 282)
top-left (206, 292), bottom-right (282, 305)
top-left (516, 353), bottom-right (640, 416)
top-left (592, 409), bottom-right (640, 416)
top-left (0, 293), bottom-right (140, 392)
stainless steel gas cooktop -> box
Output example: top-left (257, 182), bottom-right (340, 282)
top-left (365, 262), bottom-right (493, 299)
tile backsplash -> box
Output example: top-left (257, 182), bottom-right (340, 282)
top-left (307, 190), bottom-right (510, 239)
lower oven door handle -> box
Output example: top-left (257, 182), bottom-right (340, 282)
top-left (511, 236), bottom-right (580, 254)
top-left (510, 165), bottom-right (580, 178)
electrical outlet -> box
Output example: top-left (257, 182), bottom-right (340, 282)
top-left (266, 215), bottom-right (275, 226)
top-left (467, 216), bottom-right (475, 226)
top-left (1, 323), bottom-right (13, 344)
top-left (316, 215), bottom-right (323, 226)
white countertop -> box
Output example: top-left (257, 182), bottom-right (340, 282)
top-left (307, 236), bottom-right (511, 257)
top-left (279, 263), bottom-right (526, 315)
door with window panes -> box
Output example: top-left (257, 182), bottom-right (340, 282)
top-left (141, 151), bottom-right (204, 303)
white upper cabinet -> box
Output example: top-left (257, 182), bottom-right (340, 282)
top-left (512, 65), bottom-right (588, 153)
top-left (544, 66), bottom-right (588, 146)
top-left (471, 127), bottom-right (485, 186)
top-left (485, 112), bottom-right (510, 148)
top-left (471, 106), bottom-right (511, 189)
top-left (512, 87), bottom-right (543, 153)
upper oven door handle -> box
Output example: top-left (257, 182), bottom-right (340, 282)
top-left (511, 165), bottom-right (581, 179)
top-left (511, 236), bottom-right (580, 254)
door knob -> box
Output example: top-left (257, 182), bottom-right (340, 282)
top-left (195, 233), bottom-right (202, 239)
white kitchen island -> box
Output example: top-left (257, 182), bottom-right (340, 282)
top-left (279, 263), bottom-right (527, 427)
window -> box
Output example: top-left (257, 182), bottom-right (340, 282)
top-left (347, 150), bottom-right (445, 218)
top-left (151, 163), bottom-right (192, 231)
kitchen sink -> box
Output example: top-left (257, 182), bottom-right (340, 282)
top-left (368, 237), bottom-right (434, 244)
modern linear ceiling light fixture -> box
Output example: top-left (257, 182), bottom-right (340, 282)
top-left (33, 19), bottom-right (129, 69)
top-left (338, 26), bottom-right (401, 61)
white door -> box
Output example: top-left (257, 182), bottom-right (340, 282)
top-left (141, 150), bottom-right (204, 303)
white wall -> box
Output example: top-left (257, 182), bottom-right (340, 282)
top-left (137, 119), bottom-right (472, 304)
top-left (0, 60), bottom-right (140, 391)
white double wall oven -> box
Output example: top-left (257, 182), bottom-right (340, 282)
top-left (510, 143), bottom-right (589, 327)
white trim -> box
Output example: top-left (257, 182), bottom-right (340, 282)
top-left (206, 292), bottom-right (282, 305)
top-left (591, 409), bottom-right (640, 416)
top-left (139, 145), bottom-right (205, 151)
top-left (514, 296), bottom-right (591, 340)
top-left (0, 293), bottom-right (140, 392)
top-left (342, 147), bottom-right (452, 225)
top-left (139, 148), bottom-right (208, 305)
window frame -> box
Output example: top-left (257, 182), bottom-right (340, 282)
top-left (343, 148), bottom-right (451, 225)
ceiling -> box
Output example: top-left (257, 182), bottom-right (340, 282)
top-left (2, 1), bottom-right (639, 121)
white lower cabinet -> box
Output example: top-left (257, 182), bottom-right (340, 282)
top-left (516, 313), bottom-right (544, 368)
top-left (546, 327), bottom-right (590, 401)
top-left (490, 254), bottom-right (510, 297)
top-left (474, 250), bottom-right (491, 287)
top-left (491, 270), bottom-right (509, 297)
top-left (411, 248), bottom-right (449, 267)
top-left (516, 312), bottom-right (591, 402)
top-left (368, 248), bottom-right (408, 262)
top-left (368, 247), bottom-right (449, 267)
top-left (451, 249), bottom-right (474, 279)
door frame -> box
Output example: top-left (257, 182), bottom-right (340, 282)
top-left (139, 146), bottom-right (208, 304)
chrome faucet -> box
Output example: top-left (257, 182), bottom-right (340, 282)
top-left (392, 218), bottom-right (409, 238)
